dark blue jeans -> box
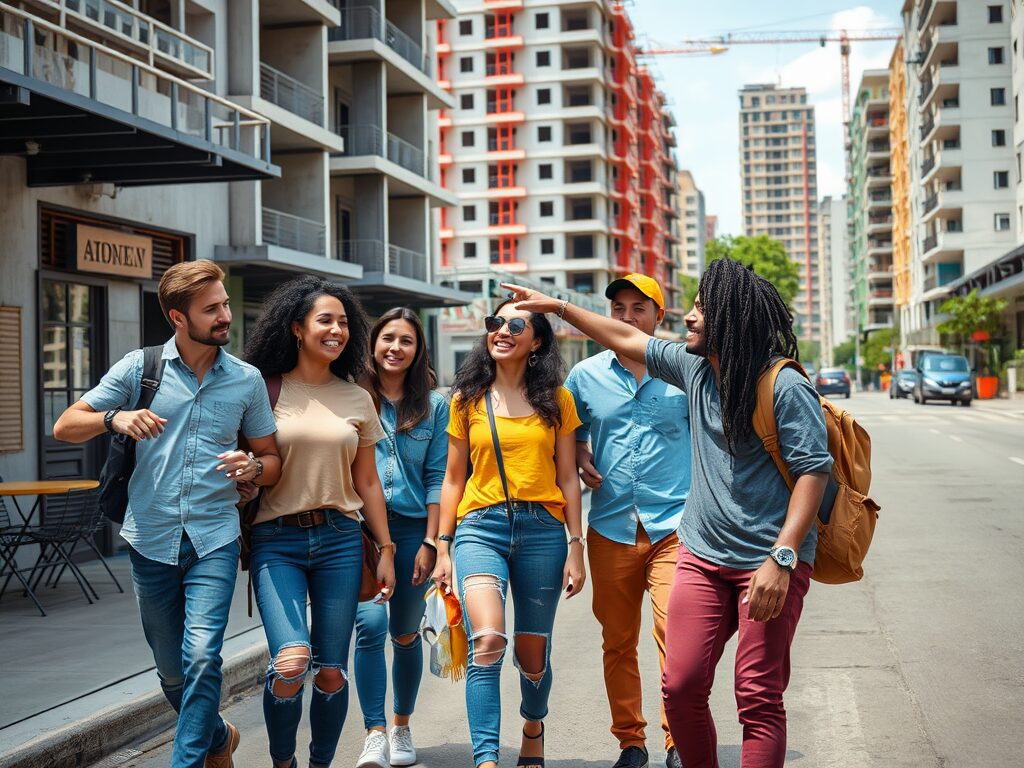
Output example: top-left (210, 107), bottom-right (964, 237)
top-left (353, 513), bottom-right (431, 729)
top-left (128, 534), bottom-right (239, 768)
top-left (250, 511), bottom-right (362, 766)
top-left (453, 502), bottom-right (568, 767)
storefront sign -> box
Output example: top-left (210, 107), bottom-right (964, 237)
top-left (75, 224), bottom-right (153, 279)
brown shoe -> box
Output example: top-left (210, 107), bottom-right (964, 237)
top-left (205, 721), bottom-right (240, 768)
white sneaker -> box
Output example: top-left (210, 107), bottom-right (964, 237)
top-left (389, 725), bottom-right (417, 766)
top-left (356, 730), bottom-right (390, 768)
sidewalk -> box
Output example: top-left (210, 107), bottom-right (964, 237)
top-left (0, 553), bottom-right (267, 768)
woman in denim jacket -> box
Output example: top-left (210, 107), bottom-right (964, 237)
top-left (353, 307), bottom-right (449, 768)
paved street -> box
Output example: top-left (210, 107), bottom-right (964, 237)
top-left (107, 392), bottom-right (1024, 768)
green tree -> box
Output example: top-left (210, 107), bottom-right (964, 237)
top-left (704, 235), bottom-right (800, 307)
top-left (937, 290), bottom-right (1008, 349)
top-left (833, 337), bottom-right (856, 368)
top-left (862, 328), bottom-right (896, 372)
top-left (798, 340), bottom-right (821, 366)
top-left (678, 274), bottom-right (699, 311)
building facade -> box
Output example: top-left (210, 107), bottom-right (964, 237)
top-left (678, 169), bottom-right (706, 277)
top-left (817, 195), bottom-right (849, 366)
top-left (738, 83), bottom-right (820, 342)
top-left (848, 70), bottom-right (894, 340)
top-left (890, 38), bottom-right (913, 325)
top-left (431, 0), bottom-right (681, 382)
top-left (899, 0), bottom-right (1016, 346)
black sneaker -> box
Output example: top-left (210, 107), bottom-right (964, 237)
top-left (666, 747), bottom-right (682, 768)
top-left (612, 746), bottom-right (649, 768)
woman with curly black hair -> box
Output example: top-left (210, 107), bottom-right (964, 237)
top-left (432, 299), bottom-right (586, 768)
top-left (243, 275), bottom-right (396, 768)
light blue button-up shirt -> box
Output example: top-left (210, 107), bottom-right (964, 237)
top-left (564, 349), bottom-right (691, 546)
top-left (376, 391), bottom-right (449, 519)
top-left (82, 338), bottom-right (277, 564)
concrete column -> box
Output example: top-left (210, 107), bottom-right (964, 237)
top-left (227, 0), bottom-right (259, 96)
top-left (353, 175), bottom-right (386, 244)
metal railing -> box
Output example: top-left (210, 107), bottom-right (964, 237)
top-left (28, 0), bottom-right (213, 77)
top-left (918, 0), bottom-right (933, 30)
top-left (335, 125), bottom-right (425, 177)
top-left (922, 193), bottom-right (938, 214)
top-left (327, 5), bottom-right (430, 76)
top-left (921, 156), bottom-right (936, 177)
top-left (919, 75), bottom-right (934, 104)
top-left (1, 3), bottom-right (271, 163)
top-left (336, 239), bottom-right (427, 281)
top-left (260, 63), bottom-right (323, 125)
top-left (920, 114), bottom-right (935, 139)
top-left (922, 234), bottom-right (938, 253)
top-left (262, 207), bottom-right (325, 255)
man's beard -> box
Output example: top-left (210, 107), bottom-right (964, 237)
top-left (188, 322), bottom-right (231, 347)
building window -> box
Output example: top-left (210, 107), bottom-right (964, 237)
top-left (993, 129), bottom-right (1007, 146)
top-left (570, 235), bottom-right (594, 258)
top-left (540, 201), bottom-right (554, 217)
top-left (989, 46), bottom-right (1005, 64)
top-left (538, 125), bottom-right (552, 142)
top-left (535, 12), bottom-right (549, 29)
top-left (540, 238), bottom-right (555, 254)
top-left (537, 88), bottom-right (551, 105)
top-left (460, 56), bottom-right (473, 73)
top-left (995, 213), bottom-right (1011, 230)
top-left (565, 85), bottom-right (592, 107)
top-left (538, 163), bottom-right (553, 180)
top-left (536, 50), bottom-right (551, 67)
top-left (991, 87), bottom-right (1007, 105)
top-left (463, 242), bottom-right (477, 258)
top-left (461, 130), bottom-right (475, 147)
top-left (570, 197), bottom-right (593, 219)
top-left (459, 19), bottom-right (472, 35)
top-left (463, 205), bottom-right (476, 222)
top-left (989, 5), bottom-right (1003, 23)
top-left (461, 93), bottom-right (474, 110)
top-left (995, 170), bottom-right (1010, 188)
top-left (462, 167), bottom-right (476, 184)
top-left (567, 123), bottom-right (592, 144)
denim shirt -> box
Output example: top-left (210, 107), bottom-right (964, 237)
top-left (564, 350), bottom-right (691, 546)
top-left (82, 338), bottom-right (277, 564)
top-left (376, 390), bottom-right (449, 519)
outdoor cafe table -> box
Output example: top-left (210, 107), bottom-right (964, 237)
top-left (0, 480), bottom-right (100, 615)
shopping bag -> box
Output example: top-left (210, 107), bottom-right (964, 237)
top-left (420, 585), bottom-right (468, 681)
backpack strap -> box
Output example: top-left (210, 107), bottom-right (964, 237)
top-left (752, 358), bottom-right (808, 492)
top-left (136, 346), bottom-right (166, 410)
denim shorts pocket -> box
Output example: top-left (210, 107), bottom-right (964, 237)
top-left (531, 507), bottom-right (565, 529)
top-left (401, 428), bottom-right (431, 464)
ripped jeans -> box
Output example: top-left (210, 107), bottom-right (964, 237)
top-left (250, 511), bottom-right (362, 767)
top-left (453, 502), bottom-right (567, 767)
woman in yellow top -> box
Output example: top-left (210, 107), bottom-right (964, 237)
top-left (432, 299), bottom-right (586, 768)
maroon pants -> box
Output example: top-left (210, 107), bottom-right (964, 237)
top-left (661, 545), bottom-right (812, 768)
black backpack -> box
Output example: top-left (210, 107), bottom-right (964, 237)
top-left (97, 346), bottom-right (166, 523)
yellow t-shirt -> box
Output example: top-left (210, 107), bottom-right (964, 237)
top-left (257, 374), bottom-right (385, 524)
top-left (447, 387), bottom-right (582, 523)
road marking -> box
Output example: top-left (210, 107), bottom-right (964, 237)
top-left (949, 435), bottom-right (963, 443)
top-left (1010, 457), bottom-right (1024, 467)
top-left (929, 428), bottom-right (942, 435)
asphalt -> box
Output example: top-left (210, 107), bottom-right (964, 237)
top-left (1, 391), bottom-right (1021, 768)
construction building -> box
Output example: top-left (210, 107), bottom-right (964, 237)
top-left (738, 83), bottom-right (820, 343)
top-left (678, 169), bottom-right (706, 277)
top-left (431, 0), bottom-right (682, 382)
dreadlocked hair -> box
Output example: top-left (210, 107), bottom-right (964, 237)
top-left (699, 257), bottom-right (799, 454)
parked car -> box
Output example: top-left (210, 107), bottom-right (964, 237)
top-left (913, 353), bottom-right (972, 406)
top-left (889, 369), bottom-right (917, 399)
top-left (815, 368), bottom-right (851, 398)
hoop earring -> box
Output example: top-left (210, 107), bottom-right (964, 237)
top-left (296, 336), bottom-right (303, 350)
top-left (528, 353), bottom-right (538, 367)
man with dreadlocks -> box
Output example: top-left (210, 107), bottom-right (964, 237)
top-left (502, 257), bottom-right (832, 768)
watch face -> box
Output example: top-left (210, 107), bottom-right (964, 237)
top-left (774, 548), bottom-right (795, 567)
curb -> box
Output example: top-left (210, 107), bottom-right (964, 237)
top-left (0, 642), bottom-right (268, 768)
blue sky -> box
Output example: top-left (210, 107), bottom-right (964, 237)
top-left (627, 2), bottom-right (902, 236)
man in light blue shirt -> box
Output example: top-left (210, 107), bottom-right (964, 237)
top-left (54, 260), bottom-right (280, 768)
top-left (563, 274), bottom-right (691, 768)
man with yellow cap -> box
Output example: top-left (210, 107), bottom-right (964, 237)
top-left (563, 274), bottom-right (691, 768)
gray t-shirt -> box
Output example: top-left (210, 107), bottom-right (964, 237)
top-left (646, 338), bottom-right (833, 570)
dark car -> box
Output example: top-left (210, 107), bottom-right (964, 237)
top-left (913, 354), bottom-right (972, 406)
top-left (815, 368), bottom-right (851, 398)
top-left (889, 369), bottom-right (916, 399)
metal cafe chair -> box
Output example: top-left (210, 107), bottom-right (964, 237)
top-left (41, 489), bottom-right (124, 595)
top-left (0, 482), bottom-right (49, 617)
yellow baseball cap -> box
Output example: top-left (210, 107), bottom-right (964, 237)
top-left (605, 273), bottom-right (665, 309)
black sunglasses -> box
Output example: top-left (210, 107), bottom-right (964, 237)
top-left (484, 315), bottom-right (528, 335)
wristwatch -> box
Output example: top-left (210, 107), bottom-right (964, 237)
top-left (103, 408), bottom-right (121, 435)
top-left (769, 545), bottom-right (798, 572)
top-left (438, 534), bottom-right (454, 544)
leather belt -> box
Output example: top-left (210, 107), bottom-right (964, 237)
top-left (279, 509), bottom-right (328, 528)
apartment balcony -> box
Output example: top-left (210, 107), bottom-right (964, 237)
top-left (922, 261), bottom-right (963, 298)
top-left (260, 63), bottom-right (323, 125)
top-left (918, 66), bottom-right (958, 112)
top-left (868, 290), bottom-right (894, 306)
top-left (920, 25), bottom-right (956, 72)
top-left (921, 186), bottom-right (963, 224)
top-left (865, 165), bottom-right (892, 188)
top-left (918, 0), bottom-right (956, 33)
top-left (337, 239), bottom-right (424, 281)
top-left (0, 3), bottom-right (277, 186)
top-left (866, 214), bottom-right (892, 236)
top-left (330, 125), bottom-right (452, 206)
top-left (327, 5), bottom-right (452, 109)
top-left (921, 228), bottom-right (964, 265)
top-left (864, 113), bottom-right (888, 139)
top-left (920, 146), bottom-right (960, 186)
top-left (867, 261), bottom-right (893, 281)
top-left (866, 139), bottom-right (889, 160)
top-left (337, 238), bottom-right (472, 308)
top-left (482, 33), bottom-right (524, 50)
top-left (22, 0), bottom-right (213, 79)
top-left (262, 206), bottom-right (326, 256)
top-left (920, 104), bottom-right (959, 145)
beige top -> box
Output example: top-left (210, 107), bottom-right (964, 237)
top-left (256, 374), bottom-right (385, 524)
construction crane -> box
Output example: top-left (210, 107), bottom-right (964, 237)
top-left (640, 29), bottom-right (902, 164)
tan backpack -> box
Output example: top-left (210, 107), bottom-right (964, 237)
top-left (752, 359), bottom-right (880, 585)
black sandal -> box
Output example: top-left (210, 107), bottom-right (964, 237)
top-left (516, 722), bottom-right (545, 767)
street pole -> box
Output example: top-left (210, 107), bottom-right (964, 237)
top-left (854, 327), bottom-right (862, 392)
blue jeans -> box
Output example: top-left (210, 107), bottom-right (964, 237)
top-left (250, 511), bottom-right (363, 767)
top-left (453, 502), bottom-right (567, 767)
top-left (354, 513), bottom-right (432, 729)
top-left (129, 534), bottom-right (239, 768)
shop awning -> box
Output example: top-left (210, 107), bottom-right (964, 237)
top-left (949, 246), bottom-right (1024, 300)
